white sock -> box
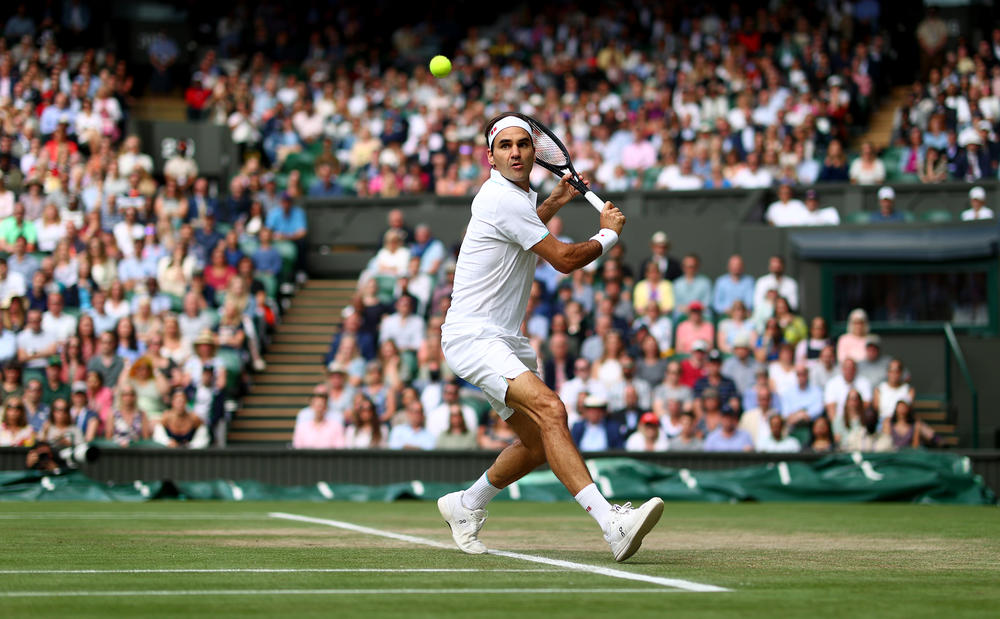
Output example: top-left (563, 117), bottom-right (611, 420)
top-left (574, 483), bottom-right (613, 531)
top-left (462, 472), bottom-right (501, 510)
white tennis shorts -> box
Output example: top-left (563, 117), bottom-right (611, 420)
top-left (441, 330), bottom-right (539, 420)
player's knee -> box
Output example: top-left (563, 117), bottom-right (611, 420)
top-left (535, 397), bottom-right (568, 431)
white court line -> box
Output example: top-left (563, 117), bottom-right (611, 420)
top-left (0, 588), bottom-right (683, 598)
top-left (0, 568), bottom-right (557, 575)
top-left (0, 514), bottom-right (269, 520)
top-left (269, 512), bottom-right (731, 593)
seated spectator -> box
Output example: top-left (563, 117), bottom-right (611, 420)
top-left (652, 360), bottom-right (694, 414)
top-left (344, 395), bottom-right (386, 448)
top-left (704, 408), bottom-right (754, 452)
top-left (476, 409), bottom-right (519, 450)
top-left (435, 403), bottom-right (478, 450)
top-left (717, 300), bottom-right (756, 354)
top-left (712, 254), bottom-right (755, 317)
top-left (204, 244), bottom-right (237, 291)
top-left (17, 309), bottom-right (58, 370)
top-left (639, 231), bottom-right (682, 282)
top-left (849, 142), bottom-right (886, 185)
top-left (773, 297), bottom-right (807, 347)
top-left (919, 147), bottom-right (948, 184)
top-left (106, 385), bottom-right (152, 446)
top-left (837, 308), bottom-right (871, 363)
top-left (668, 411), bottom-right (704, 451)
top-left (0, 204), bottom-right (37, 253)
top-left (388, 401), bottom-right (435, 450)
top-left (87, 331), bottom-right (125, 387)
top-left (83, 370), bottom-right (113, 427)
top-left (634, 334), bottom-right (667, 389)
top-left (23, 379), bottom-right (50, 432)
top-left (36, 202), bottom-right (65, 253)
top-left (678, 342), bottom-right (709, 388)
top-left (810, 344), bottom-right (839, 391)
top-left (953, 134), bottom-right (990, 182)
top-left (625, 412), bottom-right (669, 452)
top-left (154, 389), bottom-right (210, 448)
top-left (0, 398), bottom-right (33, 447)
top-left (379, 295), bottom-right (425, 354)
top-left (253, 228), bottom-right (283, 277)
top-left (806, 415), bottom-right (836, 453)
top-left (265, 192), bottom-right (308, 275)
top-left (756, 258), bottom-right (798, 315)
top-left (371, 229), bottom-right (411, 280)
top-left (693, 350), bottom-right (740, 414)
top-left (293, 392), bottom-right (345, 449)
top-left (39, 399), bottom-right (84, 449)
top-left (872, 359), bottom-right (915, 426)
top-left (870, 186), bottom-right (906, 222)
top-left (795, 317), bottom-right (831, 365)
top-left (780, 364), bottom-right (825, 430)
top-left (961, 186), bottom-right (995, 220)
top-left (888, 400), bottom-right (936, 449)
top-left (818, 139), bottom-right (850, 182)
top-left (824, 358), bottom-right (873, 426)
top-left (632, 260), bottom-right (674, 315)
top-left (857, 335), bottom-right (890, 386)
top-left (0, 256), bottom-right (27, 301)
top-left (68, 382), bottom-right (100, 442)
top-left (841, 403), bottom-right (893, 452)
top-left (308, 163), bottom-right (343, 198)
top-left (674, 303), bottom-right (714, 355)
top-left (122, 356), bottom-right (169, 424)
top-left (183, 330), bottom-right (226, 390)
top-left (756, 414), bottom-right (801, 453)
top-left (426, 380), bottom-right (478, 438)
top-left (799, 190), bottom-right (841, 225)
top-left (765, 184), bottom-right (808, 227)
top-left (570, 395), bottom-right (626, 451)
top-left (8, 236), bottom-right (40, 282)
top-left (672, 254), bottom-right (712, 317)
top-left (732, 152), bottom-right (773, 188)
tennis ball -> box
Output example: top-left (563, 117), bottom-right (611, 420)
top-left (429, 55), bottom-right (452, 78)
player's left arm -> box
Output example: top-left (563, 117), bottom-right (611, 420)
top-left (537, 173), bottom-right (585, 224)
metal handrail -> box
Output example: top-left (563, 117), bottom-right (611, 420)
top-left (944, 323), bottom-right (980, 448)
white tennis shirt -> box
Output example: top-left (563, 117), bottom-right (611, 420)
top-left (443, 169), bottom-right (549, 338)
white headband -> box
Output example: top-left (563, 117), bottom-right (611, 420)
top-left (488, 116), bottom-right (532, 149)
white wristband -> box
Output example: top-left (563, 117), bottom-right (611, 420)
top-left (590, 228), bottom-right (618, 255)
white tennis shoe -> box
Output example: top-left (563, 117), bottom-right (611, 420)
top-left (438, 491), bottom-right (488, 554)
top-left (603, 498), bottom-right (665, 562)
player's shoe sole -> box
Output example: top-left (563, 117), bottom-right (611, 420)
top-left (606, 497), bottom-right (664, 562)
top-left (437, 491), bottom-right (488, 554)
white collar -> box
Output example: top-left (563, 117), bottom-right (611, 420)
top-left (489, 168), bottom-right (536, 200)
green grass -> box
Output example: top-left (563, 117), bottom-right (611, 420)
top-left (1, 501), bottom-right (998, 618)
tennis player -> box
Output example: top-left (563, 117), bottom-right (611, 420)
top-left (438, 113), bottom-right (663, 562)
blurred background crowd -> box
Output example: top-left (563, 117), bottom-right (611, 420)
top-left (0, 1), bottom-right (989, 453)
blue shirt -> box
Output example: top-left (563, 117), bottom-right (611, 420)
top-left (253, 246), bottom-right (283, 275)
top-left (713, 274), bottom-right (756, 314)
top-left (578, 422), bottom-right (610, 451)
top-left (779, 384), bottom-right (825, 420)
top-left (673, 275), bottom-right (713, 317)
top-left (266, 206), bottom-right (307, 237)
top-left (869, 211), bottom-right (906, 223)
top-left (704, 427), bottom-right (755, 452)
top-left (387, 424), bottom-right (436, 450)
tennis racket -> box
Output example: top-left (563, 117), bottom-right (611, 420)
top-left (523, 114), bottom-right (607, 212)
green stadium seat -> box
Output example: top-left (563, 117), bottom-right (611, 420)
top-left (902, 211), bottom-right (916, 223)
top-left (921, 209), bottom-right (954, 223)
top-left (281, 151), bottom-right (315, 175)
top-left (844, 211), bottom-right (871, 224)
top-left (216, 348), bottom-right (244, 398)
top-left (256, 272), bottom-right (278, 299)
top-left (642, 167), bottom-right (662, 190)
top-left (375, 275), bottom-right (396, 304)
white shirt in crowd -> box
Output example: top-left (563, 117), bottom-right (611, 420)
top-left (425, 402), bottom-right (479, 437)
top-left (823, 374), bottom-right (873, 422)
top-left (379, 312), bottom-right (426, 352)
top-left (765, 199), bottom-right (809, 226)
top-left (960, 206), bottom-right (995, 220)
top-left (754, 273), bottom-right (799, 310)
top-left (41, 311), bottom-right (77, 343)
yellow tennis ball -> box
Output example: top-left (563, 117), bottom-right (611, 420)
top-left (429, 55), bottom-right (452, 78)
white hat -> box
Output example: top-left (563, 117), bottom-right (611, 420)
top-left (691, 339), bottom-right (709, 352)
top-left (877, 186), bottom-right (895, 201)
top-left (970, 186), bottom-right (986, 201)
top-left (582, 394), bottom-right (608, 408)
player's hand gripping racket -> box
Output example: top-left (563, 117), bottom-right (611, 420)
top-left (523, 115), bottom-right (606, 212)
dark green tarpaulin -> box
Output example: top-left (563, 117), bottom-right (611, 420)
top-left (1, 452), bottom-right (995, 505)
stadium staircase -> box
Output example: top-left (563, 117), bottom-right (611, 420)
top-left (132, 96), bottom-right (187, 122)
top-left (227, 279), bottom-right (356, 445)
top-left (913, 397), bottom-right (959, 447)
top-left (854, 85), bottom-right (911, 150)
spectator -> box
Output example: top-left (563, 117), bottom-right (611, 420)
top-left (625, 412), bottom-right (668, 452)
top-left (83, 370), bottom-right (113, 426)
top-left (712, 254), bottom-right (755, 317)
top-left (704, 408), bottom-right (754, 452)
top-left (953, 133), bottom-right (991, 182)
top-left (888, 400), bottom-right (936, 449)
top-left (774, 297), bottom-right (807, 347)
top-left (0, 397), bottom-right (33, 447)
top-left (810, 344), bottom-right (840, 391)
top-left (68, 382), bottom-right (100, 442)
top-left (872, 358), bottom-right (915, 426)
top-left (857, 335), bottom-right (890, 386)
top-left (388, 401), bottom-right (435, 450)
top-left (961, 186), bottom-right (995, 220)
top-left (17, 309), bottom-right (58, 371)
top-left (780, 364), bottom-right (825, 429)
top-left (293, 392), bottom-right (345, 449)
top-left (106, 385), bottom-right (152, 447)
top-left (717, 301), bottom-right (756, 354)
top-left (344, 395), bottom-right (386, 449)
top-left (870, 186), bottom-right (906, 223)
top-left (818, 139), bottom-right (850, 182)
top-left (570, 395), bottom-right (626, 451)
top-left (639, 231), bottom-right (682, 282)
top-left (87, 331), bottom-right (125, 387)
top-left (849, 142), bottom-right (887, 185)
top-left (426, 380), bottom-right (478, 438)
top-left (674, 302), bottom-right (714, 355)
top-left (435, 403), bottom-right (478, 450)
top-left (757, 414), bottom-right (801, 453)
top-left (795, 317), bottom-right (832, 366)
top-left (753, 256), bottom-right (798, 312)
top-left (841, 404), bottom-right (893, 452)
top-left (806, 415), bottom-right (836, 453)
top-left (651, 360), bottom-right (693, 416)
top-left (693, 350), bottom-right (740, 416)
top-left (678, 341), bottom-right (710, 389)
top-left (634, 334), bottom-right (667, 388)
top-left (738, 385), bottom-right (777, 448)
top-left (919, 147), bottom-right (949, 184)
top-left (721, 336), bottom-right (762, 398)
top-left (837, 308), bottom-right (871, 363)
top-left (765, 184), bottom-right (808, 227)
top-left (154, 389), bottom-right (210, 448)
top-left (379, 295), bottom-right (425, 354)
top-left (824, 358), bottom-right (873, 426)
top-left (672, 254), bottom-right (713, 317)
top-left (39, 399), bottom-right (85, 449)
top-left (632, 260), bottom-right (674, 315)
top-left (668, 411), bottom-right (704, 451)
top-left (800, 189), bottom-right (841, 226)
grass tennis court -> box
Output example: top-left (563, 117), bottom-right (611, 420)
top-left (2, 501), bottom-right (997, 618)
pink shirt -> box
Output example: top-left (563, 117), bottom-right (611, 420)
top-left (293, 417), bottom-right (345, 449)
top-left (836, 333), bottom-right (868, 364)
top-left (675, 321), bottom-right (715, 354)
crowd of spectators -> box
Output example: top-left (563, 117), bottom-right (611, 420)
top-left (293, 211), bottom-right (938, 453)
top-left (186, 1), bottom-right (895, 201)
top-left (0, 10), bottom-right (300, 451)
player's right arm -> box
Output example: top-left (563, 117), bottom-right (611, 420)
top-left (531, 201), bottom-right (625, 274)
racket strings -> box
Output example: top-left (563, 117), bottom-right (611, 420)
top-left (529, 127), bottom-right (568, 167)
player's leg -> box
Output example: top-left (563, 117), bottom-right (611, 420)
top-left (481, 410), bottom-right (546, 488)
top-left (504, 370), bottom-right (665, 562)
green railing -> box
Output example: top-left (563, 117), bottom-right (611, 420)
top-left (944, 323), bottom-right (980, 448)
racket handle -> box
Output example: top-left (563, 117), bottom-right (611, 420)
top-left (583, 191), bottom-right (605, 212)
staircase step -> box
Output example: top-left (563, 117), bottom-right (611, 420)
top-left (264, 353), bottom-right (322, 364)
top-left (276, 321), bottom-right (339, 331)
top-left (916, 411), bottom-right (947, 422)
top-left (253, 384), bottom-right (323, 395)
top-left (272, 333), bottom-right (337, 343)
top-left (254, 373), bottom-right (322, 385)
top-left (244, 395), bottom-right (310, 407)
top-left (269, 343), bottom-right (330, 354)
top-left (305, 281), bottom-right (357, 290)
top-left (928, 423), bottom-right (957, 434)
top-left (227, 431), bottom-right (290, 442)
top-left (260, 363), bottom-right (325, 374)
top-left (235, 407), bottom-right (301, 418)
top-left (230, 418), bottom-right (297, 430)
